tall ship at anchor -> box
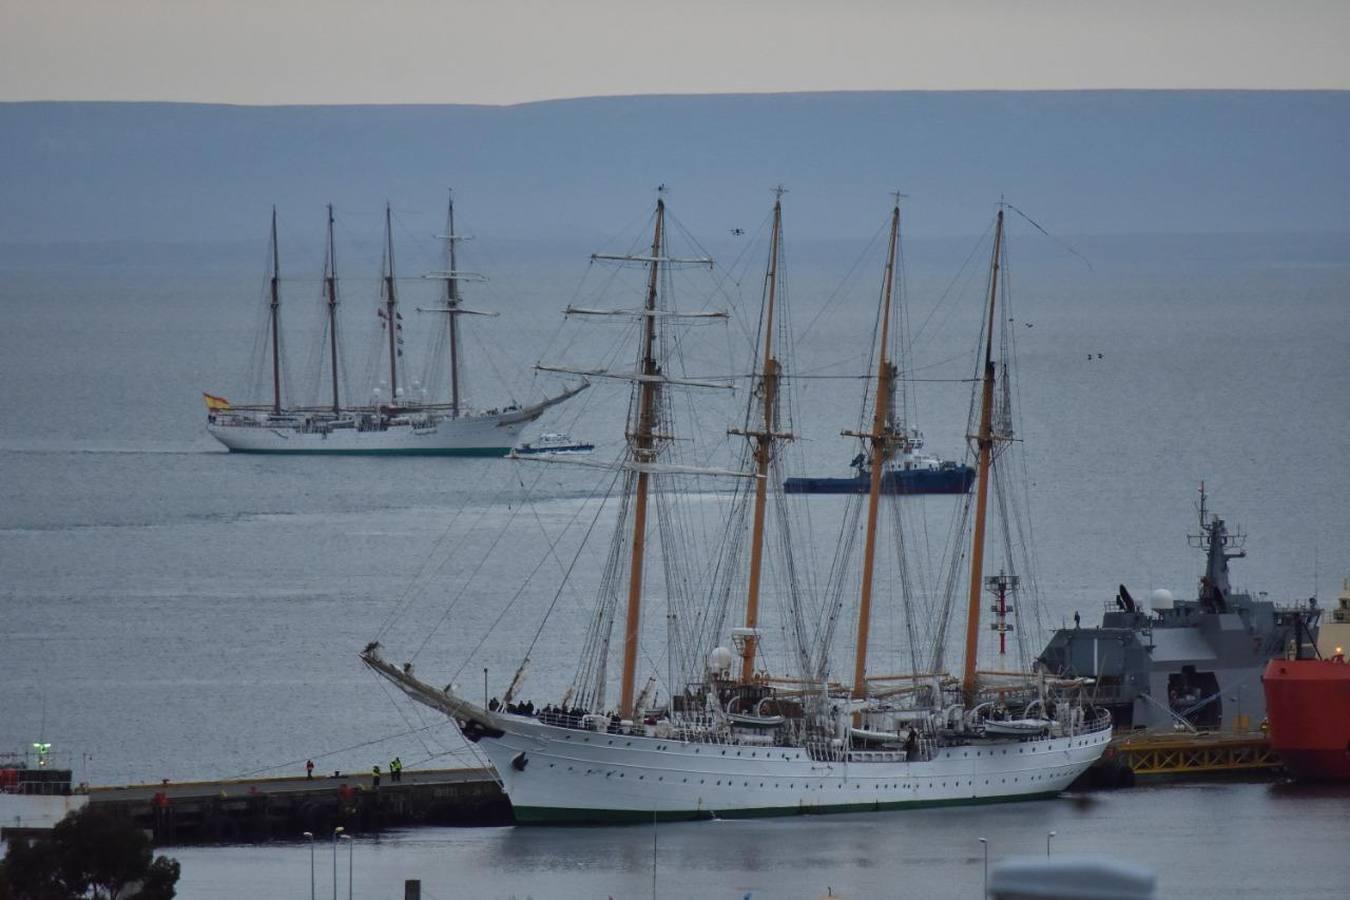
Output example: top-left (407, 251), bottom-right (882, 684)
top-left (205, 196), bottom-right (585, 455)
top-left (364, 192), bottom-right (1111, 824)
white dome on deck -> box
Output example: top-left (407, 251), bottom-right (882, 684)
top-left (708, 646), bottom-right (735, 673)
top-left (1150, 589), bottom-right (1175, 610)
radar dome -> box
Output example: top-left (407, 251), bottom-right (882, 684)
top-left (1150, 589), bottom-right (1175, 610)
top-left (708, 646), bottom-right (735, 673)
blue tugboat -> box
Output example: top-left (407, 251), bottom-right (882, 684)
top-left (785, 427), bottom-right (974, 494)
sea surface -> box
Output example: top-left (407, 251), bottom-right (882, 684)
top-left (2, 225), bottom-right (1348, 897)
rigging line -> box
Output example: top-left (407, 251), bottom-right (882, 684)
top-left (466, 326), bottom-right (519, 405)
top-left (451, 462), bottom-right (624, 686)
top-left (369, 667), bottom-right (440, 760)
top-left (793, 216), bottom-right (890, 353)
top-left (1004, 202), bottom-right (1095, 272)
top-left (705, 207), bottom-right (774, 355)
top-left (664, 207), bottom-right (744, 314)
top-left (910, 218), bottom-right (995, 348)
top-left (380, 464), bottom-right (550, 647)
top-left (409, 463), bottom-right (555, 662)
top-left (222, 720), bottom-right (447, 781)
top-left (517, 463), bottom-right (625, 666)
top-left (372, 475), bottom-right (509, 642)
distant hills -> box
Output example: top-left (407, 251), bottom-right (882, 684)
top-left (1, 91), bottom-right (1346, 245)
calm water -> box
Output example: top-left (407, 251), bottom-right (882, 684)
top-left (2, 228), bottom-right (1348, 896)
top-left (171, 782), bottom-right (1350, 899)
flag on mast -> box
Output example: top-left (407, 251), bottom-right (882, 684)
top-left (202, 392), bottom-right (232, 411)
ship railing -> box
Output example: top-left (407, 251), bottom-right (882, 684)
top-left (806, 739), bottom-right (845, 762)
top-left (1078, 710), bottom-right (1114, 736)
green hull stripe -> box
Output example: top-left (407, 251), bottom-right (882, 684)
top-left (511, 790), bottom-right (1061, 826)
top-left (223, 447), bottom-right (512, 457)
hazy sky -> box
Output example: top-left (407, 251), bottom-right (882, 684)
top-left (3, 0), bottom-right (1347, 105)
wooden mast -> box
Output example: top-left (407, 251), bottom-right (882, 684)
top-left (268, 207), bottom-right (282, 416)
top-left (444, 191), bottom-right (463, 417)
top-left (961, 208), bottom-right (1004, 702)
top-left (383, 203), bottom-right (400, 406)
top-left (850, 199), bottom-right (902, 699)
top-left (618, 196), bottom-right (665, 720)
top-left (324, 204), bottom-right (341, 415)
top-left (739, 188), bottom-right (786, 684)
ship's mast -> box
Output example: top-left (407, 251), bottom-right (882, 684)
top-left (961, 208), bottom-right (1005, 702)
top-left (618, 197), bottom-right (665, 720)
top-left (268, 207), bottom-right (282, 416)
top-left (849, 199), bottom-right (902, 699)
top-left (444, 191), bottom-right (463, 417)
top-left (738, 187), bottom-right (788, 684)
top-left (383, 203), bottom-right (400, 406)
top-left (324, 204), bottom-right (341, 415)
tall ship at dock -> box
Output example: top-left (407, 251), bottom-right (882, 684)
top-left (364, 191), bottom-right (1111, 823)
top-left (204, 196), bottom-right (585, 455)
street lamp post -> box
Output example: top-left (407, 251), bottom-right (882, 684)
top-left (340, 834), bottom-right (354, 900)
top-left (978, 838), bottom-right (989, 896)
top-left (302, 832), bottom-right (315, 900)
top-left (332, 826), bottom-right (345, 900)
top-left (1047, 830), bottom-right (1057, 857)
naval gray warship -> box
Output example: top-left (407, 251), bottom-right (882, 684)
top-left (1038, 487), bottom-right (1320, 731)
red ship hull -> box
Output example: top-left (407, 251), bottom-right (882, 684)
top-left (1262, 658), bottom-right (1350, 781)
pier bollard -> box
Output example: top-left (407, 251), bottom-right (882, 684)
top-left (404, 879), bottom-right (421, 900)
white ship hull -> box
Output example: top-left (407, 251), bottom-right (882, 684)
top-left (0, 792), bottom-right (88, 831)
top-left (471, 713), bottom-right (1112, 824)
top-left (206, 384), bottom-right (587, 456)
top-left (208, 410), bottom-right (526, 456)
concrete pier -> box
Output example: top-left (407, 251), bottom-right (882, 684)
top-left (85, 766), bottom-right (509, 845)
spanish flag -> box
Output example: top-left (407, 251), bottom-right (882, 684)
top-left (202, 392), bottom-right (232, 411)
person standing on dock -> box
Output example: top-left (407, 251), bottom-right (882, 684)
top-left (305, 759), bottom-right (314, 780)
top-left (390, 757), bottom-right (402, 782)
top-left (371, 765), bottom-right (381, 790)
